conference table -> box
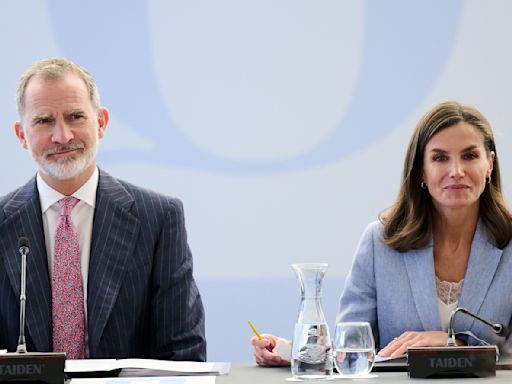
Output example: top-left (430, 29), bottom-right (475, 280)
top-left (64, 363), bottom-right (512, 383)
top-left (66, 365), bottom-right (512, 383)
top-left (217, 364), bottom-right (512, 383)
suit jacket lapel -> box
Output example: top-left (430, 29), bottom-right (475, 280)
top-left (87, 170), bottom-right (140, 351)
top-left (0, 177), bottom-right (52, 351)
top-left (457, 220), bottom-right (503, 331)
top-left (404, 244), bottom-right (441, 331)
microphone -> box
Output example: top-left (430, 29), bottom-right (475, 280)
top-left (447, 307), bottom-right (508, 346)
top-left (407, 306), bottom-right (503, 378)
top-left (0, 236), bottom-right (66, 384)
top-left (16, 236), bottom-right (30, 354)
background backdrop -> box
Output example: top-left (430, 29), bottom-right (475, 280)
top-left (2, 0), bottom-right (512, 362)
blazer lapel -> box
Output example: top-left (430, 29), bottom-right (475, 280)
top-left (403, 244), bottom-right (441, 331)
top-left (457, 220), bottom-right (503, 331)
top-left (87, 170), bottom-right (140, 350)
top-left (0, 177), bottom-right (52, 351)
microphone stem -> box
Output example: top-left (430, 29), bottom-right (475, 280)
top-left (17, 248), bottom-right (27, 353)
top-left (447, 307), bottom-right (504, 347)
top-left (458, 307), bottom-right (496, 328)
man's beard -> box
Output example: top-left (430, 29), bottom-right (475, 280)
top-left (31, 142), bottom-right (97, 180)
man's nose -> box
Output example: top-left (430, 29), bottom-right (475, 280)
top-left (51, 120), bottom-right (74, 144)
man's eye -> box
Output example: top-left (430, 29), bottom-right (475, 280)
top-left (35, 118), bottom-right (50, 125)
top-left (71, 114), bottom-right (84, 120)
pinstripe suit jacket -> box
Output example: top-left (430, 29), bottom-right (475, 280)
top-left (0, 169), bottom-right (206, 360)
top-left (337, 220), bottom-right (512, 353)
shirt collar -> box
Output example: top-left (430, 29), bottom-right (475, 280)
top-left (36, 167), bottom-right (99, 213)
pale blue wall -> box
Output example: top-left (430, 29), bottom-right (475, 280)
top-left (2, 0), bottom-right (512, 362)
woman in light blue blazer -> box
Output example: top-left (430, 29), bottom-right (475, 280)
top-left (252, 101), bottom-right (512, 365)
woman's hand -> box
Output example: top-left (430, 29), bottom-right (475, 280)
top-left (378, 331), bottom-right (450, 358)
top-left (251, 334), bottom-right (290, 366)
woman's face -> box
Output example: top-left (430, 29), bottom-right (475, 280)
top-left (422, 122), bottom-right (494, 215)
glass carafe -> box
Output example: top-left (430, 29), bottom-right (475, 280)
top-left (291, 263), bottom-right (333, 379)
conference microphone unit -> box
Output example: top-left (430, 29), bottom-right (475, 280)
top-left (447, 307), bottom-right (508, 344)
top-left (0, 237), bottom-right (65, 384)
top-left (407, 306), bottom-right (506, 378)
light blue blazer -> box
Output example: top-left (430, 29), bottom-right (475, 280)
top-left (336, 220), bottom-right (512, 352)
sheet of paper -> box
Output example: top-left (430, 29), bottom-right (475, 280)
top-left (70, 376), bottom-right (215, 384)
top-left (118, 359), bottom-right (229, 374)
top-left (67, 359), bottom-right (118, 372)
top-left (66, 359), bottom-right (230, 376)
top-left (375, 354), bottom-right (406, 363)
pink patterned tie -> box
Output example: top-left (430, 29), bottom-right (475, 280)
top-left (52, 196), bottom-right (85, 359)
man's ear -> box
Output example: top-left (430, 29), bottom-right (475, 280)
top-left (97, 108), bottom-right (109, 139)
top-left (14, 121), bottom-right (28, 149)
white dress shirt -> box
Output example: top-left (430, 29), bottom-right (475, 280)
top-left (37, 167), bottom-right (98, 355)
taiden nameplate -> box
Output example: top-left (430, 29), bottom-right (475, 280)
top-left (407, 345), bottom-right (497, 378)
top-left (0, 352), bottom-right (65, 384)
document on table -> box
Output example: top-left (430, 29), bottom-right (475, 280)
top-left (66, 359), bottom-right (230, 377)
top-left (71, 377), bottom-right (215, 384)
top-left (375, 354), bottom-right (406, 362)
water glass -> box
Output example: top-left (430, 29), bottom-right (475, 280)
top-left (333, 322), bottom-right (375, 377)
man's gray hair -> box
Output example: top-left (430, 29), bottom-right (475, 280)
top-left (16, 58), bottom-right (101, 116)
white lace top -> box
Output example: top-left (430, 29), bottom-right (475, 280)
top-left (436, 276), bottom-right (464, 331)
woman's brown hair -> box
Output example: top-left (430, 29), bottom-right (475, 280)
top-left (380, 101), bottom-right (512, 251)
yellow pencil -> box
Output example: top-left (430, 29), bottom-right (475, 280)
top-left (248, 320), bottom-right (263, 339)
top-left (248, 321), bottom-right (273, 351)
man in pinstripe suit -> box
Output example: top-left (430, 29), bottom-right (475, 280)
top-left (0, 58), bottom-right (206, 360)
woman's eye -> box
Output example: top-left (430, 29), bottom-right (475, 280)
top-left (463, 153), bottom-right (477, 160)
